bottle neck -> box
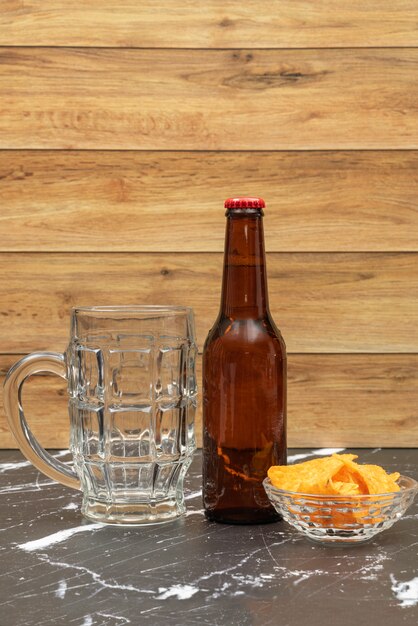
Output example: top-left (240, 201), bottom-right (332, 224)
top-left (220, 213), bottom-right (269, 318)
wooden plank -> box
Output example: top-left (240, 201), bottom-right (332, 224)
top-left (1, 49), bottom-right (418, 150)
top-left (1, 2), bottom-right (417, 48)
top-left (0, 252), bottom-right (417, 354)
top-left (288, 355), bottom-right (418, 448)
top-left (1, 354), bottom-right (417, 449)
top-left (2, 151), bottom-right (418, 253)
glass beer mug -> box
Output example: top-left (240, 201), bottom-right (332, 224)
top-left (4, 306), bottom-right (197, 524)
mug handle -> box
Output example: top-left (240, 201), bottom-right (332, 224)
top-left (3, 352), bottom-right (81, 490)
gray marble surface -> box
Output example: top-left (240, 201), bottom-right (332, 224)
top-left (0, 448), bottom-right (417, 626)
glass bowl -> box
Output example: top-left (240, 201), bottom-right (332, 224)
top-left (263, 475), bottom-right (418, 545)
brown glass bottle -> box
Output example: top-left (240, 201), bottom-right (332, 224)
top-left (202, 197), bottom-right (286, 524)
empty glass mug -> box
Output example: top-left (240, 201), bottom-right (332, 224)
top-left (4, 306), bottom-right (197, 524)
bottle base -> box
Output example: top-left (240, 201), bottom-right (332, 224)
top-left (205, 507), bottom-right (282, 525)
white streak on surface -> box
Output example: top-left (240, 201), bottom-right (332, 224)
top-left (62, 502), bottom-right (79, 510)
top-left (36, 555), bottom-right (154, 594)
top-left (82, 617), bottom-right (93, 626)
top-left (212, 581), bottom-right (231, 598)
top-left (55, 580), bottom-right (67, 599)
top-left (0, 481), bottom-right (56, 494)
top-left (288, 448), bottom-right (346, 463)
top-left (18, 523), bottom-right (104, 552)
top-left (313, 447), bottom-right (346, 456)
top-left (0, 450), bottom-right (69, 474)
top-left (139, 607), bottom-right (160, 615)
top-left (287, 452), bottom-right (312, 463)
top-left (185, 509), bottom-right (204, 517)
top-left (0, 460), bottom-right (31, 473)
top-left (231, 573), bottom-right (264, 588)
top-left (304, 553), bottom-right (391, 600)
top-left (184, 490), bottom-right (201, 501)
top-left (156, 584), bottom-right (199, 600)
top-left (390, 574), bottom-right (418, 608)
top-left (291, 569), bottom-right (326, 585)
top-left (97, 613), bottom-right (130, 624)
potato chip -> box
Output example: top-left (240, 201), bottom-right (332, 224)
top-left (354, 464), bottom-right (400, 495)
top-left (331, 457), bottom-right (369, 495)
top-left (268, 454), bottom-right (357, 495)
top-left (327, 479), bottom-right (361, 496)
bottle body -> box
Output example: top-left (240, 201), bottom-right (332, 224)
top-left (202, 198), bottom-right (287, 524)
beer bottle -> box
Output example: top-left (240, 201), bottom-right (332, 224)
top-left (202, 197), bottom-right (286, 524)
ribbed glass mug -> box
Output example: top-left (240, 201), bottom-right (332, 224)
top-left (4, 306), bottom-right (197, 524)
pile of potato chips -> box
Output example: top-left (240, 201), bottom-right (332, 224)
top-left (268, 454), bottom-right (401, 528)
top-left (268, 453), bottom-right (400, 496)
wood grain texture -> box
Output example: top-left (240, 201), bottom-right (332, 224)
top-left (1, 48), bottom-right (418, 149)
top-left (0, 252), bottom-right (417, 354)
top-left (2, 150), bottom-right (418, 252)
top-left (1, 2), bottom-right (417, 48)
top-left (289, 355), bottom-right (418, 448)
top-left (0, 355), bottom-right (69, 450)
top-left (1, 354), bottom-right (416, 449)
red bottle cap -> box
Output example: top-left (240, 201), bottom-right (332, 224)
top-left (224, 197), bottom-right (265, 209)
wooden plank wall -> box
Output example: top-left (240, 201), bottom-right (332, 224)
top-left (0, 2), bottom-right (417, 448)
